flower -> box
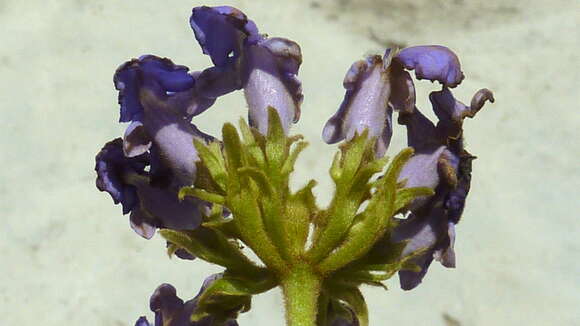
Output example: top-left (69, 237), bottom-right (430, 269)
top-left (114, 55), bottom-right (216, 188)
top-left (321, 45), bottom-right (493, 290)
top-left (134, 274), bottom-right (239, 326)
top-left (387, 46), bottom-right (494, 290)
top-left (322, 49), bottom-right (415, 157)
top-left (190, 6), bottom-right (303, 134)
top-left (95, 139), bottom-right (208, 239)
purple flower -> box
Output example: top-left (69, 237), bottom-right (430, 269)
top-left (395, 45), bottom-right (465, 88)
top-left (95, 138), bottom-right (208, 239)
top-left (190, 6), bottom-right (303, 134)
top-left (134, 274), bottom-right (239, 326)
top-left (322, 45), bottom-right (493, 290)
top-left (114, 55), bottom-right (217, 189)
top-left (323, 49), bottom-right (414, 157)
top-left (241, 37), bottom-right (303, 134)
top-left (389, 46), bottom-right (494, 290)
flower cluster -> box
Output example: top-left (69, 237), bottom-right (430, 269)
top-left (95, 5), bottom-right (493, 326)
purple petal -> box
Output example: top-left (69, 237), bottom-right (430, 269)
top-left (397, 146), bottom-right (458, 211)
top-left (397, 106), bottom-right (439, 152)
top-left (137, 87), bottom-right (214, 187)
top-left (95, 139), bottom-right (206, 238)
top-left (95, 138), bottom-right (148, 214)
top-left (194, 64), bottom-right (242, 99)
top-left (114, 55), bottom-right (195, 123)
top-left (322, 52), bottom-right (393, 156)
top-left (126, 173), bottom-right (207, 231)
top-left (242, 37), bottom-right (303, 134)
top-left (392, 205), bottom-right (454, 290)
top-left (190, 6), bottom-right (260, 68)
top-left (395, 45), bottom-right (464, 88)
top-left (134, 316), bottom-right (151, 326)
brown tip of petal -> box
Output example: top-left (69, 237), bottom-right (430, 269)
top-left (467, 88), bottom-right (495, 118)
top-left (438, 153), bottom-right (458, 188)
top-left (388, 60), bottom-right (416, 114)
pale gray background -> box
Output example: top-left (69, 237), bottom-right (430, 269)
top-left (1, 0), bottom-right (578, 325)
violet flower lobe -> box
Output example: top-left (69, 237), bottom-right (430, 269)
top-left (95, 139), bottom-right (207, 239)
top-left (96, 55), bottom-right (222, 238)
top-left (134, 274), bottom-right (239, 326)
top-left (190, 6), bottom-right (303, 135)
top-left (114, 55), bottom-right (215, 188)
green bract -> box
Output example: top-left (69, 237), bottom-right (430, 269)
top-left (160, 108), bottom-right (432, 326)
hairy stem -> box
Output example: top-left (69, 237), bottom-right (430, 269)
top-left (282, 264), bottom-right (321, 326)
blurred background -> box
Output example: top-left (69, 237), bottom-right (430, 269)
top-left (0, 0), bottom-right (578, 325)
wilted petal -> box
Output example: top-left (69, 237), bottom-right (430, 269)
top-left (397, 146), bottom-right (459, 211)
top-left (395, 45), bottom-right (464, 88)
top-left (190, 6), bottom-right (260, 68)
top-left (242, 37), bottom-right (303, 134)
top-left (392, 205), bottom-right (454, 290)
top-left (445, 148), bottom-right (475, 224)
top-left (95, 138), bottom-right (148, 214)
top-left (398, 107), bottom-right (439, 152)
top-left (323, 51), bottom-right (393, 156)
top-left (430, 86), bottom-right (494, 138)
top-left (388, 59), bottom-right (416, 115)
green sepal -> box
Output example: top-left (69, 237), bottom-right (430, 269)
top-left (222, 123), bottom-right (245, 174)
top-left (202, 205), bottom-right (240, 238)
top-left (192, 271), bottom-right (278, 322)
top-left (317, 148), bottom-right (414, 273)
top-left (337, 130), bottom-right (373, 183)
top-left (265, 107), bottom-right (286, 168)
top-left (308, 134), bottom-right (386, 264)
top-left (237, 167), bottom-right (274, 197)
top-left (281, 140), bottom-right (308, 176)
top-left (179, 186), bottom-right (226, 205)
top-left (193, 139), bottom-right (228, 192)
top-left (159, 228), bottom-right (259, 275)
top-left (285, 180), bottom-right (318, 256)
top-left (324, 283), bottom-right (368, 326)
top-left (394, 186), bottom-right (434, 213)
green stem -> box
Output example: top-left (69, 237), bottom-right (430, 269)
top-left (281, 264), bottom-right (321, 326)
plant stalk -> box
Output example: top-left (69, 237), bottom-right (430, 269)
top-left (281, 264), bottom-right (321, 326)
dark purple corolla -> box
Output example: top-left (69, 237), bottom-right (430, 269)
top-left (95, 138), bottom-right (208, 239)
top-left (135, 274), bottom-right (239, 326)
top-left (324, 46), bottom-right (493, 290)
top-left (323, 49), bottom-right (415, 157)
top-left (190, 5), bottom-right (303, 134)
top-left (96, 6), bottom-right (305, 239)
top-left (392, 48), bottom-right (493, 290)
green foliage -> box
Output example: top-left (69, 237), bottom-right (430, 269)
top-left (191, 271), bottom-right (277, 323)
top-left (170, 109), bottom-right (437, 325)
